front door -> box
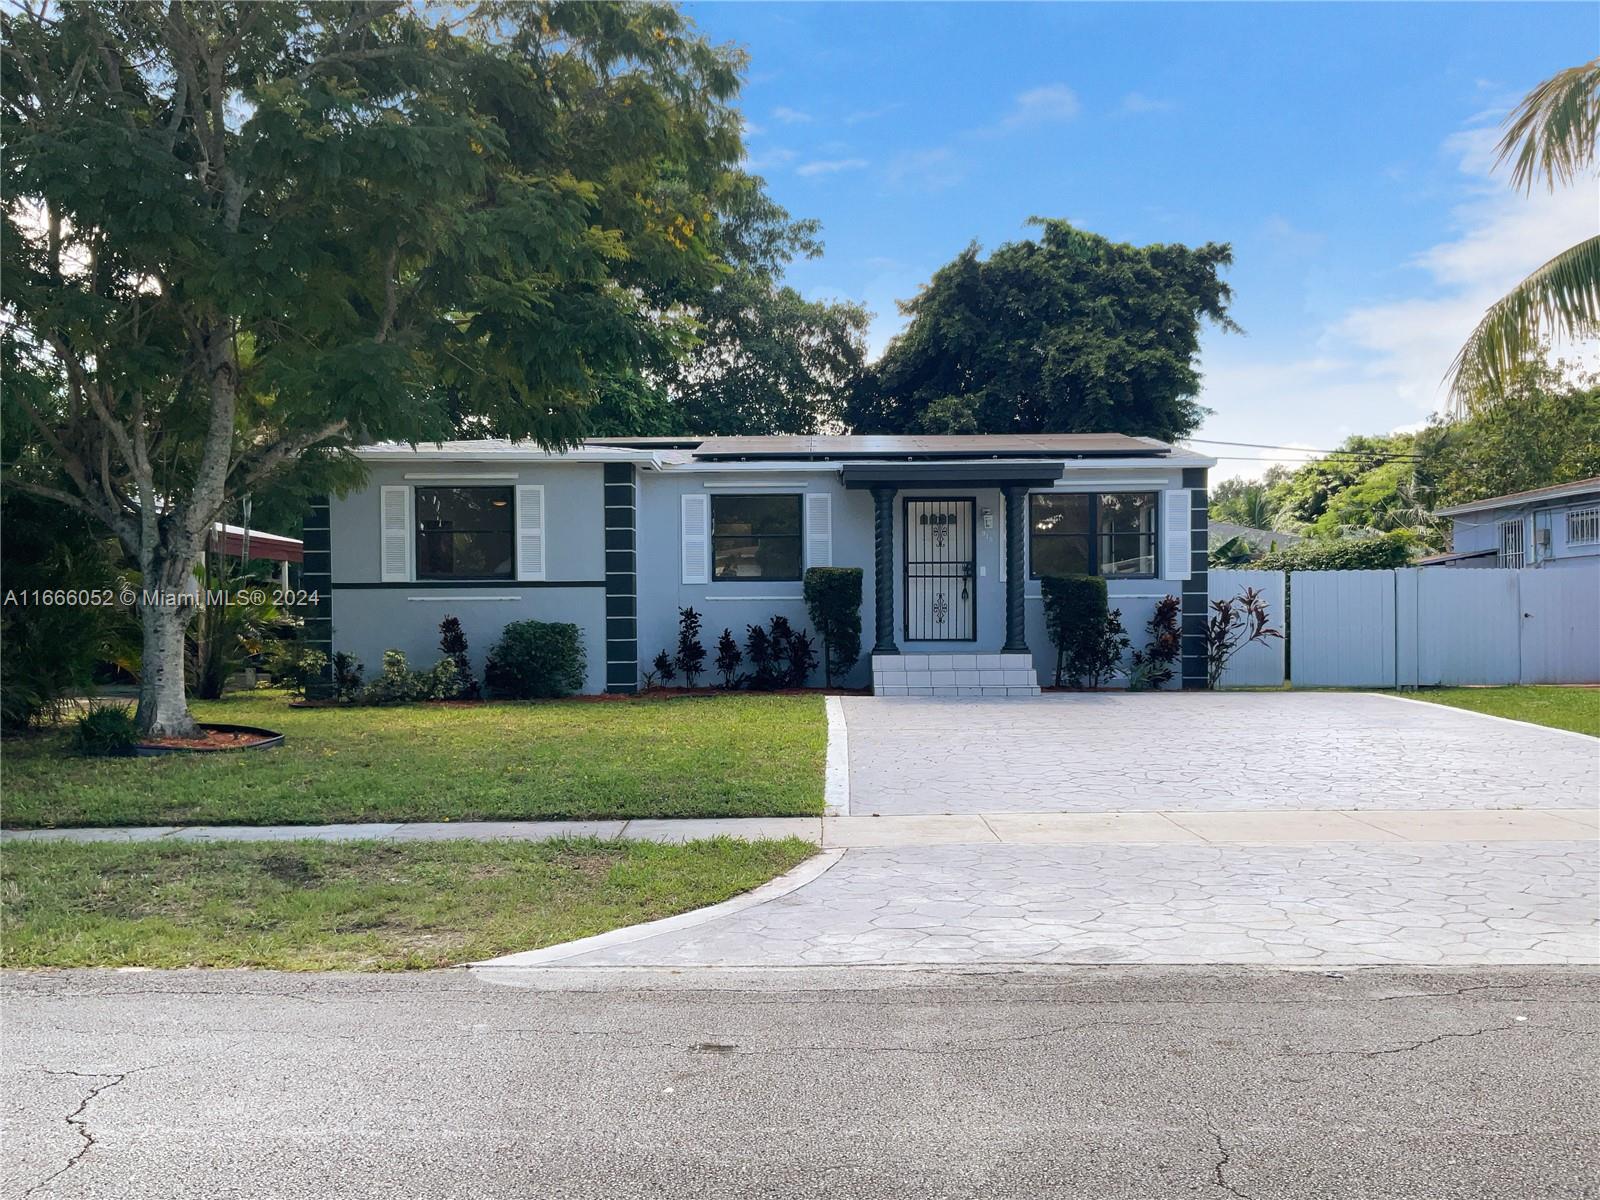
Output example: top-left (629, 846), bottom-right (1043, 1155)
top-left (904, 498), bottom-right (976, 641)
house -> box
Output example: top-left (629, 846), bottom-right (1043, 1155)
top-left (1425, 478), bottom-right (1600, 570)
top-left (304, 434), bottom-right (1213, 696)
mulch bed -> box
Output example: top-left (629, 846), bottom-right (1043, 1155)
top-left (140, 729), bottom-right (273, 750)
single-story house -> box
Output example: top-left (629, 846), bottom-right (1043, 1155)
top-left (303, 434), bottom-right (1213, 695)
top-left (1424, 477), bottom-right (1600, 570)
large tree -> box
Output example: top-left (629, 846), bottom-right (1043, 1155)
top-left (848, 219), bottom-right (1236, 439)
top-left (2, 1), bottom-right (746, 735)
top-left (585, 178), bottom-right (870, 436)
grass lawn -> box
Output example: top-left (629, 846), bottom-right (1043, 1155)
top-left (1409, 686), bottom-right (1600, 737)
top-left (0, 836), bottom-right (815, 970)
top-left (1, 692), bottom-right (825, 828)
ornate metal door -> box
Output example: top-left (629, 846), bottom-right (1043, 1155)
top-left (904, 498), bottom-right (975, 641)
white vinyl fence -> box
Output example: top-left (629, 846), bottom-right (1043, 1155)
top-left (1206, 569), bottom-right (1286, 687)
top-left (1208, 563), bottom-right (1599, 688)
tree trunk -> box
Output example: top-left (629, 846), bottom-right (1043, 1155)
top-left (135, 581), bottom-right (201, 739)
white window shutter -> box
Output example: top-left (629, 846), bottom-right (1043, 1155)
top-left (1163, 488), bottom-right (1192, 581)
top-left (805, 492), bottom-right (832, 568)
top-left (380, 485), bottom-right (411, 582)
top-left (682, 493), bottom-right (709, 584)
top-left (516, 484), bottom-right (545, 580)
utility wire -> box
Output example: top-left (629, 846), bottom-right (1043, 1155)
top-left (1182, 437), bottom-right (1426, 460)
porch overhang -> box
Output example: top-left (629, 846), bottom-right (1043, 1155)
top-left (840, 460), bottom-right (1066, 490)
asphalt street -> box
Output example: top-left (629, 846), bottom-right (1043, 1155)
top-left (4, 965), bottom-right (1596, 1199)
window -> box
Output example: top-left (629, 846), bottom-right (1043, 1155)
top-left (1497, 518), bottom-right (1526, 568)
top-left (1030, 492), bottom-right (1158, 578)
top-left (415, 486), bottom-right (514, 579)
top-left (1567, 506), bottom-right (1599, 547)
top-left (711, 494), bottom-right (803, 581)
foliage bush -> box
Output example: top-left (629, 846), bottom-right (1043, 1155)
top-left (1127, 595), bottom-right (1182, 691)
top-left (72, 701), bottom-right (140, 757)
top-left (359, 650), bottom-right (429, 705)
top-left (1041, 574), bottom-right (1114, 688)
top-left (1204, 587), bottom-right (1283, 688)
top-left (714, 628), bottom-right (743, 688)
top-left (674, 607), bottom-right (706, 687)
top-left (0, 493), bottom-right (127, 731)
top-left (1254, 531), bottom-right (1416, 572)
top-left (484, 621), bottom-right (586, 699)
top-left (648, 651), bottom-right (676, 688)
top-left (261, 641), bottom-right (329, 700)
top-left (742, 615), bottom-right (818, 690)
top-left (803, 567), bottom-right (863, 687)
top-left (331, 652), bottom-right (365, 702)
top-left (437, 616), bottom-right (479, 700)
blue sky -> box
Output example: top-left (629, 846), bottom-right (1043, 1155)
top-left (684, 1), bottom-right (1599, 481)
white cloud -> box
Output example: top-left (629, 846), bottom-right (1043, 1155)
top-left (796, 157), bottom-right (869, 177)
top-left (884, 146), bottom-right (965, 192)
top-left (1198, 123), bottom-right (1599, 458)
top-left (1119, 91), bottom-right (1173, 114)
top-left (772, 106), bottom-right (812, 125)
top-left (743, 147), bottom-right (797, 173)
top-left (999, 83), bottom-right (1081, 128)
top-left (844, 103), bottom-right (901, 125)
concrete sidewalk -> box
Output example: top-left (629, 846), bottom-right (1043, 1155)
top-left (3, 807), bottom-right (1594, 847)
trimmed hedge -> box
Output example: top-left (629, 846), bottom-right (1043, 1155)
top-left (1255, 531), bottom-right (1415, 571)
top-left (803, 567), bottom-right (863, 687)
top-left (1040, 573), bottom-right (1109, 688)
top-left (484, 620), bottom-right (586, 699)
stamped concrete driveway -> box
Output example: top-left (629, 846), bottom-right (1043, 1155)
top-left (841, 692), bottom-right (1598, 815)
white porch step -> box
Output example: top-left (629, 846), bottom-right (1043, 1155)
top-left (871, 652), bottom-right (1041, 697)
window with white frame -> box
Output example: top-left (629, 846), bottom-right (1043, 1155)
top-left (1497, 518), bottom-right (1526, 568)
top-left (1566, 506), bottom-right (1599, 547)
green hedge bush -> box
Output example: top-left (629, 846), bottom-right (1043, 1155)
top-left (1255, 531), bottom-right (1415, 571)
top-left (484, 620), bottom-right (586, 699)
top-left (1041, 574), bottom-right (1109, 688)
top-left (72, 701), bottom-right (140, 757)
top-left (803, 567), bottom-right (863, 687)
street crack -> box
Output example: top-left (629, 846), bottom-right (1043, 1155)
top-left (26, 1065), bottom-right (158, 1196)
top-left (1211, 1130), bottom-right (1253, 1199)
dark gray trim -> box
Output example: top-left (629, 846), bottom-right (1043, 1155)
top-left (303, 496), bottom-right (334, 699)
top-left (331, 579), bottom-right (607, 590)
top-left (1002, 485), bottom-right (1028, 653)
top-left (1180, 469), bottom-right (1209, 689)
top-left (871, 485), bottom-right (898, 655)
top-left (844, 461), bottom-right (1066, 489)
top-left (603, 462), bottom-right (638, 693)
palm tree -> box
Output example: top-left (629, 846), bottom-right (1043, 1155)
top-left (1450, 59), bottom-right (1600, 409)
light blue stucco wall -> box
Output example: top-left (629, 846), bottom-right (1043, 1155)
top-left (634, 469), bottom-right (877, 688)
top-left (327, 457), bottom-right (1197, 693)
top-left (327, 462), bottom-right (610, 691)
top-left (1449, 493), bottom-right (1600, 568)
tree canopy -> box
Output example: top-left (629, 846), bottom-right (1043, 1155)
top-left (584, 179), bottom-right (870, 436)
top-left (1208, 349), bottom-right (1600, 554)
top-left (848, 219), bottom-right (1237, 440)
top-left (1, 0), bottom-right (753, 733)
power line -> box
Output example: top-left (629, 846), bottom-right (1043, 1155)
top-left (1182, 437), bottom-right (1425, 460)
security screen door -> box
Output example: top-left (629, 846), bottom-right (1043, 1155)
top-left (903, 498), bottom-right (976, 641)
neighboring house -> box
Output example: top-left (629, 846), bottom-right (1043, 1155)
top-left (308, 434), bottom-right (1213, 696)
top-left (1425, 478), bottom-right (1600, 570)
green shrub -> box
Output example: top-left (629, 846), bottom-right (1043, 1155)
top-left (674, 607), bottom-right (706, 687)
top-left (72, 701), bottom-right (140, 757)
top-left (360, 649), bottom-right (428, 705)
top-left (437, 616), bottom-right (479, 700)
top-left (1041, 574), bottom-right (1112, 688)
top-left (803, 567), bottom-right (863, 687)
top-left (261, 641), bottom-right (328, 700)
top-left (331, 652), bottom-right (365, 702)
top-left (1255, 531), bottom-right (1415, 571)
top-left (484, 621), bottom-right (586, 699)
top-left (1127, 595), bottom-right (1182, 691)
